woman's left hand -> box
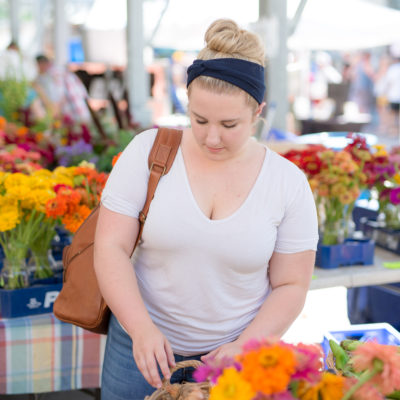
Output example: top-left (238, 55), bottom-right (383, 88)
top-left (200, 339), bottom-right (243, 362)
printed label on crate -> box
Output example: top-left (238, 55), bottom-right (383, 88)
top-left (0, 283), bottom-right (62, 318)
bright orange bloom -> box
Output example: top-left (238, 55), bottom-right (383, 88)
top-left (62, 205), bottom-right (91, 233)
top-left (240, 344), bottom-right (297, 395)
top-left (16, 126), bottom-right (29, 137)
top-left (352, 341), bottom-right (400, 394)
top-left (112, 152), bottom-right (122, 167)
top-left (0, 116), bottom-right (6, 130)
top-left (298, 372), bottom-right (345, 400)
top-left (45, 197), bottom-right (68, 219)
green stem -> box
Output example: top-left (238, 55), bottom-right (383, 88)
top-left (342, 366), bottom-right (380, 400)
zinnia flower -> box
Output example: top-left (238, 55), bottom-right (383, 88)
top-left (61, 204), bottom-right (91, 233)
top-left (194, 356), bottom-right (238, 384)
top-left (298, 372), bottom-right (345, 400)
top-left (240, 344), bottom-right (297, 395)
top-left (389, 188), bottom-right (400, 206)
top-left (210, 368), bottom-right (254, 400)
top-left (344, 377), bottom-right (385, 400)
top-left (290, 343), bottom-right (323, 384)
top-left (351, 341), bottom-right (400, 394)
top-left (0, 205), bottom-right (20, 232)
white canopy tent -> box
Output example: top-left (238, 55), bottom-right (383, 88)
top-left (288, 0), bottom-right (400, 51)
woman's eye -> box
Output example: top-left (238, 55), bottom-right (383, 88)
top-left (223, 124), bottom-right (237, 129)
top-left (196, 120), bottom-right (207, 125)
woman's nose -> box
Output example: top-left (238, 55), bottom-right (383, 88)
top-left (205, 126), bottom-right (221, 146)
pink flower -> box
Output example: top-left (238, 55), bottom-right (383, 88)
top-left (345, 377), bottom-right (385, 400)
top-left (290, 343), bottom-right (323, 383)
top-left (252, 391), bottom-right (296, 400)
top-left (193, 356), bottom-right (239, 384)
top-left (390, 187), bottom-right (400, 205)
top-left (352, 341), bottom-right (400, 394)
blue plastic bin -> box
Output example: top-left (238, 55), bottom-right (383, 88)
top-left (0, 280), bottom-right (62, 318)
top-left (348, 284), bottom-right (400, 332)
top-left (321, 322), bottom-right (400, 359)
top-left (316, 238), bottom-right (375, 269)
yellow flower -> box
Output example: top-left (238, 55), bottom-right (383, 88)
top-left (78, 160), bottom-right (96, 169)
top-left (0, 204), bottom-right (20, 232)
top-left (52, 166), bottom-right (75, 187)
top-left (394, 173), bottom-right (400, 185)
top-left (372, 144), bottom-right (388, 156)
top-left (31, 169), bottom-right (53, 178)
top-left (4, 172), bottom-right (30, 190)
top-left (210, 368), bottom-right (254, 400)
top-left (6, 185), bottom-right (31, 202)
top-left (298, 372), bottom-right (345, 400)
top-left (30, 189), bottom-right (56, 212)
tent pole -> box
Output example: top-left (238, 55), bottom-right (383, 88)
top-left (126, 0), bottom-right (152, 127)
top-left (53, 0), bottom-right (68, 66)
top-left (259, 0), bottom-right (288, 133)
top-left (8, 0), bottom-right (19, 45)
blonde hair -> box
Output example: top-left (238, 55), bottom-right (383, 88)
top-left (187, 19), bottom-right (266, 111)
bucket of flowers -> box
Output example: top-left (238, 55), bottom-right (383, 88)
top-left (359, 144), bottom-right (400, 255)
top-left (0, 162), bottom-right (108, 318)
top-left (193, 337), bottom-right (400, 400)
top-left (283, 136), bottom-right (374, 269)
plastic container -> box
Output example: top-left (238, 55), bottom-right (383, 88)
top-left (316, 238), bottom-right (375, 269)
top-left (361, 220), bottom-right (400, 255)
top-left (0, 280), bottom-right (62, 318)
top-left (321, 322), bottom-right (400, 358)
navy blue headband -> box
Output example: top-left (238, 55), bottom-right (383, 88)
top-left (186, 58), bottom-right (266, 104)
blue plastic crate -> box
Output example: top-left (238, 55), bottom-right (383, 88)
top-left (361, 220), bottom-right (400, 255)
top-left (316, 238), bottom-right (375, 269)
top-left (321, 323), bottom-right (400, 358)
top-left (0, 280), bottom-right (62, 318)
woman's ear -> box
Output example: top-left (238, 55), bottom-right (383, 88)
top-left (255, 102), bottom-right (266, 118)
top-left (253, 101), bottom-right (266, 123)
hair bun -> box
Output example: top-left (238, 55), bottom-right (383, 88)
top-left (204, 19), bottom-right (241, 53)
top-left (201, 19), bottom-right (265, 66)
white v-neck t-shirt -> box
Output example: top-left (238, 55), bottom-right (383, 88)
top-left (101, 128), bottom-right (319, 355)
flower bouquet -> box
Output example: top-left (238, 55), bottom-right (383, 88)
top-left (0, 172), bottom-right (54, 288)
top-left (284, 139), bottom-right (370, 246)
top-left (45, 163), bottom-right (108, 234)
top-left (194, 337), bottom-right (400, 400)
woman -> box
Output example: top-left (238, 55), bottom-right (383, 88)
top-left (94, 19), bottom-right (319, 399)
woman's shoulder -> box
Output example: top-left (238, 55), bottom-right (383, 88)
top-left (265, 146), bottom-right (306, 180)
top-left (122, 128), bottom-right (158, 155)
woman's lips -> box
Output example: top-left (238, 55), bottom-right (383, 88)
top-left (207, 146), bottom-right (224, 153)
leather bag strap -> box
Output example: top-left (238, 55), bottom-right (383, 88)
top-left (130, 128), bottom-right (183, 255)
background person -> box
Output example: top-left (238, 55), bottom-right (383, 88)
top-left (94, 19), bottom-right (319, 400)
top-left (34, 54), bottom-right (90, 122)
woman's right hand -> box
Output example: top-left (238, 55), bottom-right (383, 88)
top-left (130, 321), bottom-right (176, 389)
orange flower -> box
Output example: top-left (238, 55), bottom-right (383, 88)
top-left (352, 341), bottom-right (400, 394)
top-left (62, 205), bottom-right (91, 233)
top-left (57, 187), bottom-right (81, 211)
top-left (16, 126), bottom-right (29, 137)
top-left (298, 372), bottom-right (345, 400)
top-left (45, 197), bottom-right (68, 219)
top-left (239, 344), bottom-right (297, 395)
top-left (112, 152), bottom-right (122, 167)
top-left (0, 116), bottom-right (6, 130)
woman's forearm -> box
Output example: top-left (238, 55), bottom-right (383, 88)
top-left (94, 243), bottom-right (153, 336)
top-left (237, 283), bottom-right (308, 343)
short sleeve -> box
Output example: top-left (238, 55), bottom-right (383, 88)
top-left (101, 129), bottom-right (158, 218)
top-left (274, 174), bottom-right (319, 253)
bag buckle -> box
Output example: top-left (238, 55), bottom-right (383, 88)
top-left (150, 162), bottom-right (166, 175)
